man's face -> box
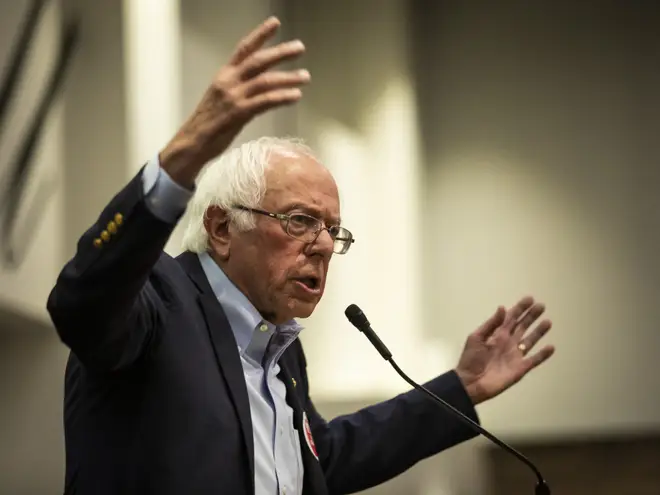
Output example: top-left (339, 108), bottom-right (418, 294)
top-left (211, 150), bottom-right (340, 324)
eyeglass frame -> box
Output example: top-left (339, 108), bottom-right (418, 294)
top-left (233, 205), bottom-right (355, 254)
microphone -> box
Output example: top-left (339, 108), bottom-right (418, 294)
top-left (344, 303), bottom-right (551, 495)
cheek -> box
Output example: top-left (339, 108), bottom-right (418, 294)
top-left (266, 254), bottom-right (298, 290)
top-left (265, 243), bottom-right (306, 289)
top-left (246, 227), bottom-right (308, 292)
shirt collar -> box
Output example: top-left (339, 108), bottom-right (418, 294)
top-left (197, 252), bottom-right (302, 366)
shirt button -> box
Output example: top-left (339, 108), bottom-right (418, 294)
top-left (259, 324), bottom-right (269, 332)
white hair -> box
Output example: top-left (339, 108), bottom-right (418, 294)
top-left (180, 136), bottom-right (316, 253)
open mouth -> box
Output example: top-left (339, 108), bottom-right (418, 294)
top-left (294, 277), bottom-right (321, 292)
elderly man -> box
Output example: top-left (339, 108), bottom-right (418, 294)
top-left (47, 17), bottom-right (554, 495)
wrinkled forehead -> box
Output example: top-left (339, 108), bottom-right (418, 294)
top-left (263, 149), bottom-right (341, 223)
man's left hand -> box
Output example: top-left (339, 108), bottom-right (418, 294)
top-left (455, 296), bottom-right (555, 405)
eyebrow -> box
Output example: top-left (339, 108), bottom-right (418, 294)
top-left (283, 202), bottom-right (341, 225)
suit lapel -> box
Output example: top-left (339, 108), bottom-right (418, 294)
top-left (279, 359), bottom-right (303, 430)
top-left (177, 252), bottom-right (255, 490)
top-left (198, 293), bottom-right (255, 478)
top-left (279, 356), bottom-right (329, 495)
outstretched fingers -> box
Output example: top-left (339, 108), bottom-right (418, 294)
top-left (243, 69), bottom-right (311, 97)
top-left (517, 318), bottom-right (552, 354)
top-left (475, 306), bottom-right (507, 339)
top-left (225, 18), bottom-right (308, 117)
top-left (230, 16), bottom-right (282, 66)
top-left (240, 88), bottom-right (304, 117)
top-left (503, 296), bottom-right (535, 331)
top-left (239, 40), bottom-right (306, 80)
top-left (523, 344), bottom-right (555, 372)
top-left (512, 302), bottom-right (546, 337)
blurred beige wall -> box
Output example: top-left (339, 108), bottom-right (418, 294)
top-left (412, 0), bottom-right (660, 440)
top-left (0, 0), bottom-right (659, 493)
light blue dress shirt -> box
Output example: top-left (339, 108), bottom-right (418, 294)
top-left (142, 157), bottom-right (305, 495)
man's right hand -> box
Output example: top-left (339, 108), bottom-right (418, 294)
top-left (159, 17), bottom-right (309, 189)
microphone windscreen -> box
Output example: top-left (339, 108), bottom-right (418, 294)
top-left (345, 304), bottom-right (369, 330)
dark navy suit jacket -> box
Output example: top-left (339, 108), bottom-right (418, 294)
top-left (47, 168), bottom-right (481, 494)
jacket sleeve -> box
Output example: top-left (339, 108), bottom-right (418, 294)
top-left (46, 159), bottom-right (192, 372)
top-left (297, 343), bottom-right (481, 494)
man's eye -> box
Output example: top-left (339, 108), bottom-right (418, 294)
top-left (290, 215), bottom-right (316, 228)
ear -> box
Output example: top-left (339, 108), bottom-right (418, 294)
top-left (203, 206), bottom-right (232, 260)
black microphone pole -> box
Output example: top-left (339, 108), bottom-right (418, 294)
top-left (344, 303), bottom-right (551, 495)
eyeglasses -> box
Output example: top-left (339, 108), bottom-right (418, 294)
top-left (234, 206), bottom-right (355, 254)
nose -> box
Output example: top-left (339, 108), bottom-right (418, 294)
top-left (308, 228), bottom-right (335, 256)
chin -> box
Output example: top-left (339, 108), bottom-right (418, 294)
top-left (286, 300), bottom-right (318, 320)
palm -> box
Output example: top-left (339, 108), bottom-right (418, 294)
top-left (455, 297), bottom-right (555, 405)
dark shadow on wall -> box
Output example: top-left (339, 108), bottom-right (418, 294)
top-left (485, 432), bottom-right (660, 494)
top-left (0, 0), bottom-right (80, 269)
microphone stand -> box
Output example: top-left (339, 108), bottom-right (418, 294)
top-left (388, 358), bottom-right (551, 495)
top-left (345, 304), bottom-right (551, 495)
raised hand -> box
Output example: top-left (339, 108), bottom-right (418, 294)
top-left (160, 17), bottom-right (309, 188)
top-left (454, 296), bottom-right (555, 405)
